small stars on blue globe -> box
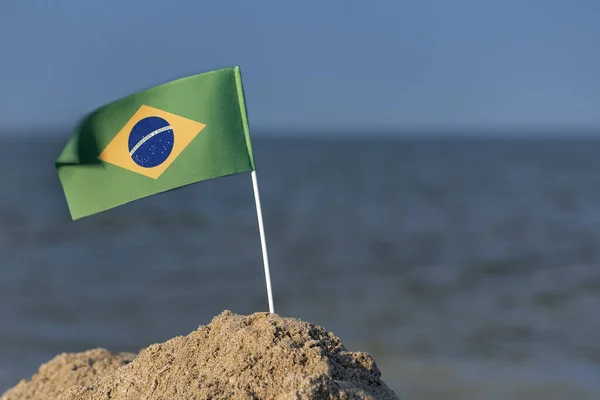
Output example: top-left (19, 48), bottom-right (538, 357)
top-left (128, 116), bottom-right (175, 168)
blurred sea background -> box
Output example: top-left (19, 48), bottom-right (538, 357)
top-left (1, 134), bottom-right (600, 399)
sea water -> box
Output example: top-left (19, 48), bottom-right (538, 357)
top-left (0, 135), bottom-right (599, 398)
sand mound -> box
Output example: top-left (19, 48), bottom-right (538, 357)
top-left (0, 349), bottom-right (135, 400)
top-left (3, 311), bottom-right (399, 399)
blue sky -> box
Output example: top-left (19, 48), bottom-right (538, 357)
top-left (1, 0), bottom-right (599, 133)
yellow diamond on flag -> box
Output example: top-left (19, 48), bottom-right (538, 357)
top-left (98, 105), bottom-right (207, 179)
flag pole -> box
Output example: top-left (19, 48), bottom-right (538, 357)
top-left (251, 170), bottom-right (275, 313)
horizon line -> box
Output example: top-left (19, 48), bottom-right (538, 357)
top-left (1, 128), bottom-right (600, 141)
top-left (1, 125), bottom-right (600, 137)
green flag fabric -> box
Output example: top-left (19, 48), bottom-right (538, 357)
top-left (56, 66), bottom-right (255, 220)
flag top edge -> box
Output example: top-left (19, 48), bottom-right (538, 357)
top-left (79, 65), bottom-right (240, 126)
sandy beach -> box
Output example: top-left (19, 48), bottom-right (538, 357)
top-left (1, 311), bottom-right (399, 400)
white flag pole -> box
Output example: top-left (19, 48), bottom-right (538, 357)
top-left (251, 170), bottom-right (275, 313)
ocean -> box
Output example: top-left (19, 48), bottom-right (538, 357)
top-left (1, 135), bottom-right (599, 399)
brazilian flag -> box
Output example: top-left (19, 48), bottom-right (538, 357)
top-left (55, 66), bottom-right (255, 220)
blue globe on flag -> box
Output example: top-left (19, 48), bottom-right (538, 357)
top-left (128, 116), bottom-right (175, 168)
